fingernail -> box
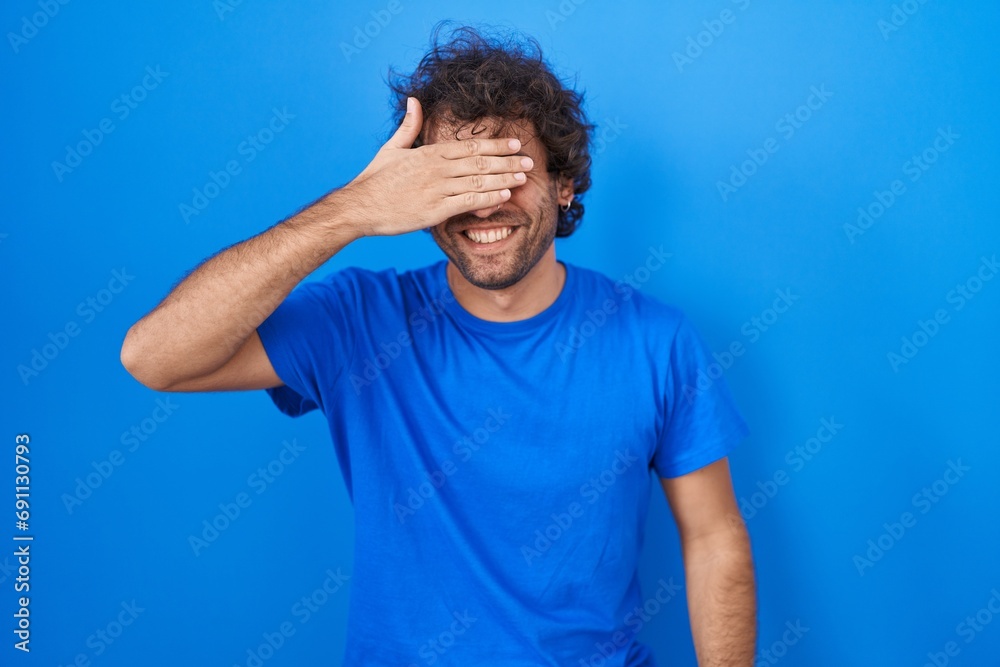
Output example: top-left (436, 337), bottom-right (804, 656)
top-left (514, 172), bottom-right (526, 181)
top-left (501, 189), bottom-right (511, 198)
top-left (520, 157), bottom-right (533, 169)
top-left (508, 139), bottom-right (520, 150)
top-left (406, 97), bottom-right (414, 114)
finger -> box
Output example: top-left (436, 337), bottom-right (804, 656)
top-left (383, 96), bottom-right (423, 150)
top-left (441, 188), bottom-right (512, 218)
top-left (435, 136), bottom-right (523, 160)
top-left (444, 154), bottom-right (535, 177)
top-left (441, 172), bottom-right (527, 196)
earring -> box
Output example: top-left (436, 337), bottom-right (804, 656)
top-left (560, 201), bottom-right (571, 213)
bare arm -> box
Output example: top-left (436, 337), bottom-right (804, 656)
top-left (120, 200), bottom-right (358, 392)
top-left (120, 97), bottom-right (532, 392)
top-left (661, 457), bottom-right (757, 666)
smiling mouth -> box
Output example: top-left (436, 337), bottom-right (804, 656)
top-left (461, 226), bottom-right (517, 245)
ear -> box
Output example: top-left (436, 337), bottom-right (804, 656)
top-left (555, 174), bottom-right (575, 208)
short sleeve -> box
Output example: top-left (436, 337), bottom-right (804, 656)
top-left (256, 271), bottom-right (358, 417)
top-left (651, 314), bottom-right (751, 478)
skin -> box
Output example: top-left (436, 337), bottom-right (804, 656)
top-left (120, 95), bottom-right (755, 664)
top-left (424, 114), bottom-right (572, 321)
top-left (663, 458), bottom-right (757, 666)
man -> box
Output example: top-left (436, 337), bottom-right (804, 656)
top-left (121, 24), bottom-right (755, 667)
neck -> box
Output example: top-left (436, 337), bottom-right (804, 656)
top-left (446, 246), bottom-right (566, 322)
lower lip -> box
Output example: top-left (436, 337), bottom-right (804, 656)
top-left (459, 226), bottom-right (520, 252)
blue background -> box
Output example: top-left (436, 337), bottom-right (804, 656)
top-left (3, 1), bottom-right (999, 665)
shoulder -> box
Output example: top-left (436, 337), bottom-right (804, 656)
top-left (567, 261), bottom-right (690, 341)
top-left (291, 262), bottom-right (443, 326)
top-left (310, 263), bottom-right (398, 290)
top-left (305, 262), bottom-right (438, 298)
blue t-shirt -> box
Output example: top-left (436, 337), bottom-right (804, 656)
top-left (256, 258), bottom-right (750, 667)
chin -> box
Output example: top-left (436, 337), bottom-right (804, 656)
top-left (454, 254), bottom-right (527, 290)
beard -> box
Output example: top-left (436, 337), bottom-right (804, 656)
top-left (430, 186), bottom-right (559, 290)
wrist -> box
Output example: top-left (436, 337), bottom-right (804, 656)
top-left (327, 184), bottom-right (373, 240)
top-left (286, 187), bottom-right (366, 246)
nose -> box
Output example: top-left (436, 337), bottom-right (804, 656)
top-left (469, 203), bottom-right (503, 219)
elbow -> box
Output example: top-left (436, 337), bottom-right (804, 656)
top-left (120, 326), bottom-right (175, 392)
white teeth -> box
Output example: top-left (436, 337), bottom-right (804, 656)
top-left (464, 227), bottom-right (512, 244)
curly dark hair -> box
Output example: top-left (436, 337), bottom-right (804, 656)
top-left (387, 22), bottom-right (595, 237)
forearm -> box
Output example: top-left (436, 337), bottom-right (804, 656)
top-left (121, 189), bottom-right (361, 389)
top-left (681, 524), bottom-right (757, 666)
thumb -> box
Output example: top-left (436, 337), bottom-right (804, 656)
top-left (384, 96), bottom-right (423, 150)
